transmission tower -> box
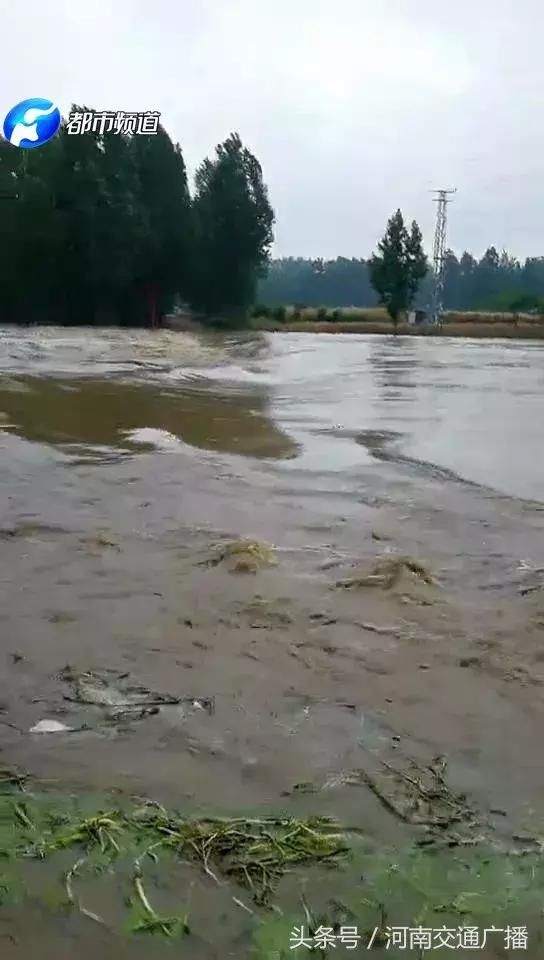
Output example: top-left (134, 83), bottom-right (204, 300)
top-left (430, 188), bottom-right (456, 324)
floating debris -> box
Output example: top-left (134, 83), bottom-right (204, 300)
top-left (0, 522), bottom-right (66, 541)
top-left (336, 555), bottom-right (434, 591)
top-left (80, 530), bottom-right (121, 552)
top-left (459, 656), bottom-right (483, 669)
top-left (29, 719), bottom-right (73, 734)
top-left (352, 755), bottom-right (477, 840)
top-left (519, 570), bottom-right (544, 596)
top-left (199, 538), bottom-right (277, 574)
top-left (286, 754), bottom-right (479, 847)
top-left (233, 597), bottom-right (293, 628)
top-left (0, 767), bottom-right (26, 791)
top-left (60, 666), bottom-right (180, 709)
top-left (132, 864), bottom-right (190, 938)
top-left (56, 666), bottom-right (215, 723)
top-left (129, 809), bottom-right (349, 906)
top-left (46, 611), bottom-right (78, 624)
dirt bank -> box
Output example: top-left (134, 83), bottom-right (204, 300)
top-left (164, 310), bottom-right (544, 338)
top-left (252, 318), bottom-right (544, 337)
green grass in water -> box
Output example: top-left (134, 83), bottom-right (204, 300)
top-left (0, 781), bottom-right (542, 952)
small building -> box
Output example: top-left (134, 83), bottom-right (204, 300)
top-left (408, 309), bottom-right (428, 326)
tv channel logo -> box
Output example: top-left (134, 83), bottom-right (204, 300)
top-left (2, 98), bottom-right (61, 149)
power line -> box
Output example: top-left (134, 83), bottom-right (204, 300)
top-left (430, 188), bottom-right (456, 324)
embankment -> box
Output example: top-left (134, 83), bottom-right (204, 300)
top-left (165, 309), bottom-right (544, 338)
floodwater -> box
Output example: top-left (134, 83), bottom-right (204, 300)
top-left (1, 325), bottom-right (544, 957)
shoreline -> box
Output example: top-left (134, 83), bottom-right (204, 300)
top-left (3, 314), bottom-right (544, 340)
top-left (164, 314), bottom-right (544, 339)
top-left (252, 319), bottom-right (544, 338)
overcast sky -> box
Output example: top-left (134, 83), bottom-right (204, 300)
top-left (2, 0), bottom-right (542, 260)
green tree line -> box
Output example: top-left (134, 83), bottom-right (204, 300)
top-left (0, 107), bottom-right (274, 326)
top-left (3, 110), bottom-right (544, 327)
top-left (258, 249), bottom-right (544, 313)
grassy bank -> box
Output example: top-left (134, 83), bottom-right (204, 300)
top-left (163, 306), bottom-right (544, 337)
top-left (250, 306), bottom-right (544, 338)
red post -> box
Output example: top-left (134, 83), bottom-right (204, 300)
top-left (147, 285), bottom-right (158, 328)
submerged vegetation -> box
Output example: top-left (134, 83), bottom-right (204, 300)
top-left (335, 555), bottom-right (434, 591)
top-left (0, 777), bottom-right (349, 937)
top-left (200, 537), bottom-right (278, 573)
top-left (0, 769), bottom-right (543, 953)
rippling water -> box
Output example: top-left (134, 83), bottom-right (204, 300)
top-left (2, 323), bottom-right (544, 595)
top-left (1, 326), bottom-right (543, 501)
top-left (2, 326), bottom-right (544, 958)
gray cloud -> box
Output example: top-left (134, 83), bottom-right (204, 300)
top-left (3, 0), bottom-right (542, 259)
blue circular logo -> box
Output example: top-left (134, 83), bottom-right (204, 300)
top-left (2, 98), bottom-right (61, 149)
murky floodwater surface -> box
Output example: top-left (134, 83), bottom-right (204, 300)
top-left (1, 326), bottom-right (544, 957)
top-left (1, 326), bottom-right (543, 497)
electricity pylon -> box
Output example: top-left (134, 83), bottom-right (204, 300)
top-left (430, 189), bottom-right (456, 324)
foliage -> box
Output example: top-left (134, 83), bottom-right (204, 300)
top-left (0, 787), bottom-right (348, 924)
top-left (258, 257), bottom-right (383, 308)
top-left (368, 210), bottom-right (427, 326)
top-left (0, 114), bottom-right (274, 327)
top-left (258, 251), bottom-right (544, 314)
top-left (7, 106), bottom-right (544, 326)
top-left (189, 132), bottom-right (275, 325)
top-left (128, 126), bottom-right (192, 323)
top-left (481, 289), bottom-right (544, 318)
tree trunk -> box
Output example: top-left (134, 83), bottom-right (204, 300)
top-left (146, 284), bottom-right (159, 328)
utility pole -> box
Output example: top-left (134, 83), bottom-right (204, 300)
top-left (430, 188), bottom-right (456, 325)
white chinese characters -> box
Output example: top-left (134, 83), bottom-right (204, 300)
top-left (289, 924), bottom-right (529, 951)
top-left (66, 111), bottom-right (161, 136)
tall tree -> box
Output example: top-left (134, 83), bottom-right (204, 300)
top-left (0, 135), bottom-right (63, 322)
top-left (190, 133), bottom-right (274, 323)
top-left (522, 257), bottom-right (544, 298)
top-left (130, 126), bottom-right (192, 325)
top-left (53, 107), bottom-right (114, 324)
top-left (0, 106), bottom-right (194, 327)
top-left (369, 210), bottom-right (427, 328)
top-left (458, 252), bottom-right (477, 309)
top-left (442, 250), bottom-right (461, 310)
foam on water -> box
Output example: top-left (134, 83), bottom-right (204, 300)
top-left (123, 427), bottom-right (188, 451)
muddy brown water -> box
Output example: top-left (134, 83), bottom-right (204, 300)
top-left (1, 326), bottom-right (544, 956)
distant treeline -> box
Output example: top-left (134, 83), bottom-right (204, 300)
top-left (258, 250), bottom-right (544, 312)
top-left (0, 109), bottom-right (273, 326)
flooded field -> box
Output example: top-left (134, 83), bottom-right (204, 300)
top-left (1, 326), bottom-right (544, 957)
